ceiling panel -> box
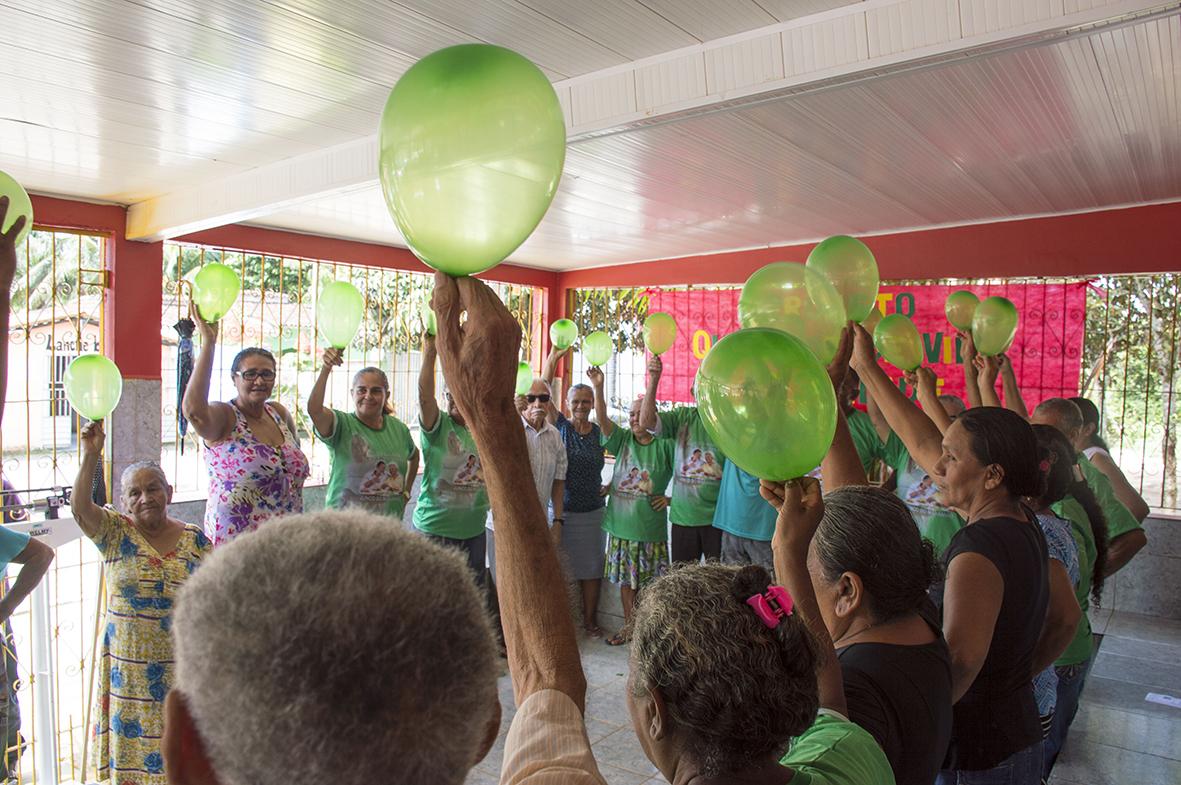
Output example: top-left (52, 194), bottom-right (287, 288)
top-left (253, 12), bottom-right (1181, 270)
top-left (636, 0), bottom-right (777, 41)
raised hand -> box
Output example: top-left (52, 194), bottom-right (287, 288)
top-left (80, 420), bottom-right (106, 456)
top-left (431, 272), bottom-right (522, 426)
top-left (646, 355), bottom-right (662, 378)
top-left (760, 477), bottom-right (824, 554)
top-left (189, 299), bottom-right (218, 344)
top-left (587, 366), bottom-right (604, 388)
top-left (321, 347), bottom-right (344, 370)
top-left (0, 196), bottom-right (28, 288)
top-left (848, 322), bottom-right (877, 373)
top-left (827, 323), bottom-right (854, 390)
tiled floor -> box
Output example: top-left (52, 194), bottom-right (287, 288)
top-left (468, 610), bottom-right (1181, 784)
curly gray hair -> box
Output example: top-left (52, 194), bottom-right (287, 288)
top-left (171, 510), bottom-right (499, 785)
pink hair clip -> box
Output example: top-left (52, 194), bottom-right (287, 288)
top-left (1039, 459), bottom-right (1052, 473)
top-left (746, 585), bottom-right (794, 629)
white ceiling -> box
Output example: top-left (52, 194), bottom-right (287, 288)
top-left (1, 1), bottom-right (1179, 271)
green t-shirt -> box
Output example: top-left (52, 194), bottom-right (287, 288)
top-left (1051, 495), bottom-right (1099, 666)
top-left (601, 426), bottom-right (676, 543)
top-left (412, 412), bottom-right (489, 540)
top-left (657, 406), bottom-right (725, 526)
top-left (781, 712), bottom-right (897, 785)
top-left (846, 409), bottom-right (885, 477)
top-left (318, 410), bottom-right (418, 519)
top-left (1078, 455), bottom-right (1142, 541)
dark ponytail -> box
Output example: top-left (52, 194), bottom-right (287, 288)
top-left (1069, 472), bottom-right (1110, 605)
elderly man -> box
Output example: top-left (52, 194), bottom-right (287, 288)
top-left (163, 273), bottom-right (605, 785)
top-left (487, 378), bottom-right (566, 582)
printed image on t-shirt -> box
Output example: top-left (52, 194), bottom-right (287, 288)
top-left (340, 434), bottom-right (406, 511)
top-left (899, 458), bottom-right (943, 511)
top-left (433, 429), bottom-right (485, 505)
top-left (613, 456), bottom-right (654, 499)
top-left (678, 447), bottom-right (723, 482)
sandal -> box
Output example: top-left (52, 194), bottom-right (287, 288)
top-left (583, 624), bottom-right (603, 638)
top-left (605, 631), bottom-right (630, 646)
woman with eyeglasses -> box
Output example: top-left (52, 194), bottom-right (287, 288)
top-left (306, 347), bottom-right (419, 519)
top-left (182, 304), bottom-right (310, 545)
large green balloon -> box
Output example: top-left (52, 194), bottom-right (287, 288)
top-left (642, 312), bottom-right (678, 356)
top-left (378, 44), bottom-right (567, 276)
top-left (64, 354), bottom-right (123, 421)
top-left (318, 281), bottom-right (365, 348)
top-left (972, 296), bottom-right (1019, 356)
top-left (874, 314), bottom-right (923, 371)
top-left (583, 331), bottom-right (613, 367)
top-left (737, 262), bottom-right (847, 363)
top-left (696, 328), bottom-right (837, 481)
top-left (806, 236), bottom-right (880, 323)
top-left (549, 318), bottom-right (578, 350)
top-left (0, 170), bottom-right (33, 247)
top-left (192, 263), bottom-right (241, 322)
top-left (515, 361), bottom-right (534, 396)
top-left (945, 290), bottom-right (979, 330)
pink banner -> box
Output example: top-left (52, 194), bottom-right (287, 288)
top-left (648, 282), bottom-right (1088, 407)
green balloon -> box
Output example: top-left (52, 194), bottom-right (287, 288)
top-left (420, 302), bottom-right (437, 336)
top-left (516, 361), bottom-right (534, 396)
top-left (738, 262), bottom-right (846, 364)
top-left (583, 331), bottom-right (613, 367)
top-left (874, 314), bottom-right (923, 371)
top-left (318, 281), bottom-right (365, 348)
top-left (64, 354), bottom-right (123, 421)
top-left (379, 44), bottom-right (567, 276)
top-left (945, 290), bottom-right (979, 330)
top-left (642, 312), bottom-right (678, 355)
top-left (695, 328), bottom-right (837, 481)
top-left (549, 318), bottom-right (578, 350)
top-left (806, 235), bottom-right (880, 323)
top-left (972, 296), bottom-right (1019, 356)
top-left (192, 263), bottom-right (241, 322)
top-left (0, 170), bottom-right (33, 247)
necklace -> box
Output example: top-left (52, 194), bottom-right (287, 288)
top-left (833, 620), bottom-right (883, 648)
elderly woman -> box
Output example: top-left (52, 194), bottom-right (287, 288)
top-left (850, 324), bottom-right (1055, 785)
top-left (542, 345), bottom-right (608, 635)
top-left (593, 363), bottom-right (674, 645)
top-left (629, 475), bottom-right (896, 784)
top-left (306, 347), bottom-right (418, 518)
top-left (181, 305), bottom-right (309, 545)
top-left (73, 421), bottom-right (210, 785)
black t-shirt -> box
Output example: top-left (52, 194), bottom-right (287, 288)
top-left (939, 515), bottom-right (1049, 771)
top-left (838, 618), bottom-right (953, 785)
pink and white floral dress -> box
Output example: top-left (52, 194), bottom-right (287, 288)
top-left (203, 403), bottom-right (310, 545)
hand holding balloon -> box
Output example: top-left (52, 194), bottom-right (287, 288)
top-left (848, 322), bottom-right (878, 375)
top-left (646, 355), bottom-right (662, 380)
top-left (321, 347), bottom-right (344, 371)
top-left (80, 420), bottom-right (106, 456)
top-left (0, 195), bottom-right (29, 286)
top-left (189, 300), bottom-right (219, 345)
top-left (759, 477), bottom-right (825, 553)
top-left (826, 324), bottom-right (854, 391)
top-left (587, 366), bottom-right (604, 389)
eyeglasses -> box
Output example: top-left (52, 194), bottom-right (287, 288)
top-left (236, 369), bottom-right (276, 381)
top-left (525, 394), bottom-right (551, 403)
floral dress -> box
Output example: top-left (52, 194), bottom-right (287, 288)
top-left (89, 508), bottom-right (211, 785)
top-left (203, 403), bottom-right (310, 545)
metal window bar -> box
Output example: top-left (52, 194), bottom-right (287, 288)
top-left (161, 243), bottom-right (547, 500)
top-left (2, 226), bottom-right (111, 785)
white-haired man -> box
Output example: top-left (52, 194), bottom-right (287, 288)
top-left (163, 272), bottom-right (604, 785)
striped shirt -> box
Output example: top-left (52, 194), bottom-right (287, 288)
top-left (501, 689), bottom-right (607, 784)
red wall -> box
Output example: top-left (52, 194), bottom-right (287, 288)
top-left (556, 201), bottom-right (1181, 295)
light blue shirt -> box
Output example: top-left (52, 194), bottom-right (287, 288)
top-left (1032, 512), bottom-right (1080, 716)
top-left (0, 526), bottom-right (31, 565)
top-left (712, 461), bottom-right (777, 542)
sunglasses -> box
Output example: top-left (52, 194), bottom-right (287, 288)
top-left (525, 394), bottom-right (551, 403)
top-left (236, 369), bottom-right (276, 381)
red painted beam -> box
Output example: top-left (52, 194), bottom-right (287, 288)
top-left (557, 201), bottom-right (1181, 290)
top-left (177, 224), bottom-right (560, 290)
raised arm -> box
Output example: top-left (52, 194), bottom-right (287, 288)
top-left (71, 421), bottom-right (108, 538)
top-left (638, 356), bottom-right (661, 431)
top-left (588, 366), bottom-right (614, 438)
top-left (865, 389), bottom-right (892, 444)
top-left (432, 273), bottom-right (586, 709)
top-left (0, 198), bottom-right (26, 429)
top-left (998, 355), bottom-right (1029, 420)
top-left (540, 344), bottom-right (570, 420)
top-left (822, 326), bottom-right (868, 489)
top-left (909, 366), bottom-right (953, 434)
top-left (418, 333), bottom-right (440, 432)
top-left (306, 347), bottom-right (343, 438)
top-left (180, 302), bottom-right (236, 442)
top-left (959, 330), bottom-right (982, 410)
top-left (763, 478), bottom-right (847, 715)
top-left (974, 355), bottom-right (1003, 408)
top-left (848, 323), bottom-right (944, 475)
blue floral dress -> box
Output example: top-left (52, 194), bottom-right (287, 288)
top-left (89, 508), bottom-right (210, 785)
